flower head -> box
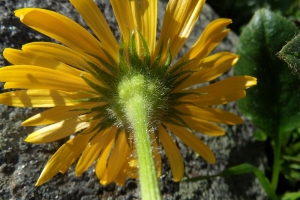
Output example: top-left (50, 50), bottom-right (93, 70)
top-left (0, 0), bottom-right (256, 186)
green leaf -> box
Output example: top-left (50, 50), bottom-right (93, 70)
top-left (254, 130), bottom-right (268, 141)
top-left (254, 169), bottom-right (279, 200)
top-left (278, 34), bottom-right (300, 77)
top-left (184, 163), bottom-right (278, 200)
top-left (184, 163), bottom-right (255, 181)
top-left (234, 9), bottom-right (300, 137)
top-left (282, 191), bottom-right (300, 200)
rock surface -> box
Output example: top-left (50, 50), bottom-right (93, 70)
top-left (0, 0), bottom-right (267, 199)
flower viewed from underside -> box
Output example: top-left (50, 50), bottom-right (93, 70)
top-left (0, 0), bottom-right (256, 186)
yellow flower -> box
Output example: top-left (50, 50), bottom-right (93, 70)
top-left (0, 0), bottom-right (256, 187)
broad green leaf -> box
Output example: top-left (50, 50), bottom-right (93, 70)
top-left (184, 163), bottom-right (278, 200)
top-left (234, 9), bottom-right (300, 137)
top-left (278, 34), bottom-right (300, 77)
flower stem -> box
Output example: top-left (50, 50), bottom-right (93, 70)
top-left (125, 95), bottom-right (161, 200)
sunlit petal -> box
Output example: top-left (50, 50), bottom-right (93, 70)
top-left (141, 0), bottom-right (157, 56)
top-left (25, 113), bottom-right (96, 143)
top-left (21, 42), bottom-right (91, 71)
top-left (0, 65), bottom-right (94, 92)
top-left (35, 128), bottom-right (93, 186)
top-left (15, 8), bottom-right (108, 61)
top-left (110, 0), bottom-right (135, 43)
top-left (165, 123), bottom-right (216, 164)
top-left (0, 90), bottom-right (94, 107)
top-left (193, 76), bottom-right (257, 94)
top-left (176, 104), bottom-right (243, 125)
top-left (95, 137), bottom-right (114, 181)
top-left (159, 125), bottom-right (184, 181)
top-left (76, 126), bottom-right (117, 176)
top-left (114, 161), bottom-right (129, 186)
top-left (100, 130), bottom-right (130, 185)
top-left (182, 115), bottom-right (225, 136)
top-left (69, 0), bottom-right (118, 57)
top-left (175, 53), bottom-right (239, 91)
top-left (4, 48), bottom-right (84, 76)
top-left (180, 90), bottom-right (247, 107)
top-left (22, 103), bottom-right (103, 126)
top-left (156, 0), bottom-right (205, 62)
top-left (176, 18), bottom-right (232, 63)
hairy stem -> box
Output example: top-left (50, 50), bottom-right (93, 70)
top-left (125, 95), bottom-right (161, 200)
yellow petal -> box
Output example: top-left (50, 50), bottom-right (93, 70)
top-left (25, 113), bottom-right (95, 144)
top-left (75, 126), bottom-right (117, 176)
top-left (95, 137), bottom-right (114, 181)
top-left (21, 42), bottom-right (113, 76)
top-left (100, 130), bottom-right (130, 185)
top-left (15, 8), bottom-right (108, 61)
top-left (151, 132), bottom-right (162, 178)
top-left (171, 29), bottom-right (230, 74)
top-left (129, 0), bottom-right (143, 54)
top-left (69, 0), bottom-right (118, 58)
top-left (159, 125), bottom-right (184, 181)
top-left (114, 161), bottom-right (129, 186)
top-left (178, 76), bottom-right (256, 106)
top-left (110, 0), bottom-right (135, 43)
top-left (176, 104), bottom-right (243, 125)
top-left (180, 90), bottom-right (246, 106)
top-left (182, 115), bottom-right (225, 136)
top-left (0, 65), bottom-right (93, 92)
top-left (141, 0), bottom-right (157, 56)
top-left (175, 53), bottom-right (238, 91)
top-left (35, 130), bottom-right (93, 186)
top-left (114, 146), bottom-right (137, 185)
top-left (22, 103), bottom-right (103, 126)
top-left (197, 18), bottom-right (232, 49)
top-left (0, 90), bottom-right (94, 107)
top-left (3, 82), bottom-right (74, 91)
top-left (165, 123), bottom-right (216, 164)
top-left (130, 0), bottom-right (142, 31)
top-left (195, 29), bottom-right (231, 60)
top-left (156, 0), bottom-right (205, 62)
top-left (4, 48), bottom-right (84, 76)
top-left (127, 148), bottom-right (139, 179)
top-left (21, 42), bottom-right (90, 71)
top-left (177, 18), bottom-right (232, 62)
top-left (194, 76), bottom-right (257, 94)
